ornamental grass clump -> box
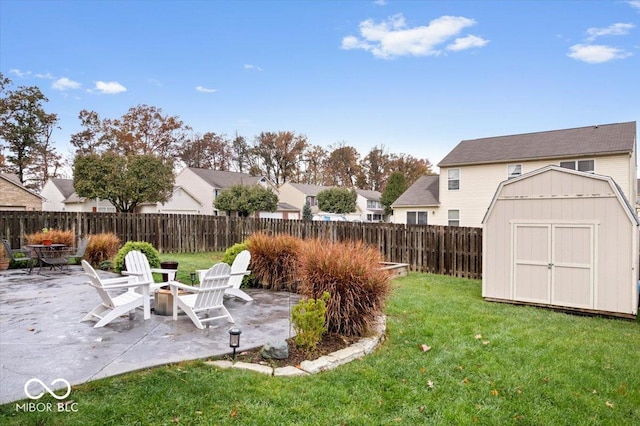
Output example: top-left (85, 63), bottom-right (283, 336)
top-left (25, 229), bottom-right (75, 246)
top-left (85, 233), bottom-right (121, 267)
top-left (298, 239), bottom-right (391, 337)
top-left (245, 232), bottom-right (302, 291)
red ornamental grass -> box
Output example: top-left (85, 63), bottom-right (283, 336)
top-left (245, 232), bottom-right (302, 291)
top-left (85, 233), bottom-right (121, 266)
top-left (297, 239), bottom-right (392, 337)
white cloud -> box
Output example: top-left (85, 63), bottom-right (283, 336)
top-left (93, 81), bottom-right (127, 94)
top-left (586, 23), bottom-right (634, 41)
top-left (341, 14), bottom-right (488, 59)
top-left (628, 1), bottom-right (640, 12)
top-left (8, 69), bottom-right (30, 78)
top-left (195, 85), bottom-right (217, 93)
top-left (373, 0), bottom-right (387, 5)
top-left (447, 35), bottom-right (489, 51)
top-left (52, 77), bottom-right (81, 91)
top-left (35, 72), bottom-right (55, 79)
top-left (567, 44), bottom-right (632, 63)
top-left (244, 64), bottom-right (263, 71)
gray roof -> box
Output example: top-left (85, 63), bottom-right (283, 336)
top-left (287, 183), bottom-right (332, 196)
top-left (189, 168), bottom-right (265, 188)
top-left (392, 175), bottom-right (440, 207)
top-left (50, 178), bottom-right (76, 199)
top-left (277, 202), bottom-right (299, 211)
top-left (355, 189), bottom-right (382, 201)
top-left (438, 121), bottom-right (636, 167)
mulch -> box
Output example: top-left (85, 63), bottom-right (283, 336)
top-left (227, 333), bottom-right (361, 368)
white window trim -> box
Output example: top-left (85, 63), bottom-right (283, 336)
top-left (507, 164), bottom-right (522, 179)
top-left (448, 209), bottom-right (460, 227)
top-left (448, 169), bottom-right (460, 190)
top-left (559, 159), bottom-right (595, 174)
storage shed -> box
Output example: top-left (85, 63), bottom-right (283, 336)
top-left (482, 165), bottom-right (639, 318)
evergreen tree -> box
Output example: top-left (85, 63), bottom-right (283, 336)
top-left (381, 172), bottom-right (408, 216)
top-left (302, 200), bottom-right (313, 220)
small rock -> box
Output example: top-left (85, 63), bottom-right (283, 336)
top-left (260, 340), bottom-right (289, 360)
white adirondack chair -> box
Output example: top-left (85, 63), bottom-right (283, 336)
top-left (227, 250), bottom-right (253, 301)
top-left (122, 250), bottom-right (177, 297)
top-left (170, 262), bottom-right (234, 329)
top-left (196, 250), bottom-right (253, 301)
top-left (81, 260), bottom-right (147, 328)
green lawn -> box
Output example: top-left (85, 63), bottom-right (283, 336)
top-left (2, 271), bottom-right (638, 425)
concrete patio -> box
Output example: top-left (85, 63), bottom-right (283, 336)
top-left (0, 266), bottom-right (299, 405)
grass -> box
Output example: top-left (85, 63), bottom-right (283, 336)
top-left (2, 270), bottom-right (639, 425)
top-left (156, 251), bottom-right (225, 284)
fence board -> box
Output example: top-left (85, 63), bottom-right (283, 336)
top-left (0, 211), bottom-right (483, 279)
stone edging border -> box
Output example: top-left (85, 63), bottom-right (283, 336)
top-left (205, 315), bottom-right (387, 377)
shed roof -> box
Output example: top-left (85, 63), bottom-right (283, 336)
top-left (0, 173), bottom-right (44, 200)
top-left (482, 165), bottom-right (640, 226)
top-left (439, 121), bottom-right (636, 167)
top-left (391, 175), bottom-right (440, 207)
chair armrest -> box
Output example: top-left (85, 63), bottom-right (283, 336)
top-left (99, 276), bottom-right (137, 286)
top-left (150, 268), bottom-right (178, 280)
top-left (230, 271), bottom-right (251, 277)
top-left (122, 271), bottom-right (145, 277)
top-left (169, 281), bottom-right (198, 293)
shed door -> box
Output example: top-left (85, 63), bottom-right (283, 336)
top-left (512, 224), bottom-right (595, 309)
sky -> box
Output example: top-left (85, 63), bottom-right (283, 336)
top-left (1, 0), bottom-right (639, 176)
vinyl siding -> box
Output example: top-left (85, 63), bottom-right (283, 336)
top-left (439, 153), bottom-right (634, 228)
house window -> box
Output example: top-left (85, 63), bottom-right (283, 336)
top-left (508, 164), bottom-right (522, 179)
top-left (448, 210), bottom-right (460, 227)
top-left (407, 211), bottom-right (428, 225)
top-left (367, 213), bottom-right (384, 222)
top-left (306, 196), bottom-right (317, 207)
top-left (560, 159), bottom-right (595, 173)
top-left (367, 200), bottom-right (381, 209)
top-left (448, 169), bottom-right (460, 190)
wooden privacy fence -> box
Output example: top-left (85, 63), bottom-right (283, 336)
top-left (0, 211), bottom-right (482, 279)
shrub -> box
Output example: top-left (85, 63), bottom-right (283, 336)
top-left (222, 243), bottom-right (248, 265)
top-left (222, 242), bottom-right (259, 288)
top-left (25, 229), bottom-right (75, 246)
top-left (246, 232), bottom-right (302, 291)
top-left (291, 292), bottom-right (330, 352)
top-left (297, 239), bottom-right (392, 337)
top-left (113, 241), bottom-right (161, 273)
top-left (85, 233), bottom-right (121, 267)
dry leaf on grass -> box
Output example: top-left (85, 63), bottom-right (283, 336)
top-left (605, 401), bottom-right (614, 408)
top-left (474, 334), bottom-right (482, 339)
top-left (420, 344), bottom-right (432, 352)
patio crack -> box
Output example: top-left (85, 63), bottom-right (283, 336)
top-left (89, 322), bottom-right (163, 381)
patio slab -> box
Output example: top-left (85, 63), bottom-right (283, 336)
top-left (0, 267), bottom-right (299, 405)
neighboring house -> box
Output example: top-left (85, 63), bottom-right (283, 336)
top-left (175, 168), bottom-right (279, 216)
top-left (0, 173), bottom-right (43, 211)
top-left (41, 178), bottom-right (116, 212)
top-left (391, 175), bottom-right (440, 225)
top-left (392, 121), bottom-right (637, 227)
top-left (278, 182), bottom-right (385, 222)
top-left (259, 203), bottom-right (300, 220)
top-left (136, 185), bottom-right (204, 214)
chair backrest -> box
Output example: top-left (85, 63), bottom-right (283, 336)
top-left (229, 250), bottom-right (251, 290)
top-left (75, 238), bottom-right (90, 257)
top-left (195, 263), bottom-right (232, 310)
top-left (81, 260), bottom-right (115, 307)
top-left (2, 239), bottom-right (13, 259)
top-left (124, 250), bottom-right (154, 285)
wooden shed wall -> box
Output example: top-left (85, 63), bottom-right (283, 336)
top-left (483, 169), bottom-right (638, 316)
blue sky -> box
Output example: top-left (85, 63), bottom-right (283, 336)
top-left (1, 0), bottom-right (639, 174)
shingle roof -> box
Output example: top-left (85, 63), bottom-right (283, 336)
top-left (287, 183), bottom-right (332, 196)
top-left (391, 175), bottom-right (440, 207)
top-left (189, 168), bottom-right (264, 188)
top-left (438, 121), bottom-right (636, 167)
top-left (355, 189), bottom-right (382, 201)
top-left (50, 178), bottom-right (76, 199)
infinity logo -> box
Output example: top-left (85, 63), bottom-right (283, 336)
top-left (24, 378), bottom-right (71, 400)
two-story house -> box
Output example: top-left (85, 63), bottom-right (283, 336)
top-left (392, 121), bottom-right (637, 227)
top-left (278, 182), bottom-right (385, 222)
top-left (175, 168), bottom-right (291, 217)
